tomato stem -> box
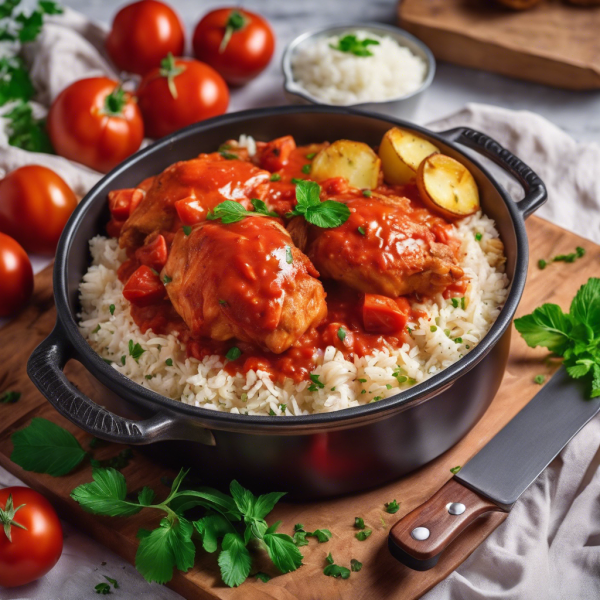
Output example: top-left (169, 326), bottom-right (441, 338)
top-left (219, 10), bottom-right (247, 53)
top-left (0, 494), bottom-right (28, 543)
top-left (102, 86), bottom-right (127, 118)
top-left (159, 53), bottom-right (185, 99)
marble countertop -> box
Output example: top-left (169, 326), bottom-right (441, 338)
top-left (65, 0), bottom-right (600, 143)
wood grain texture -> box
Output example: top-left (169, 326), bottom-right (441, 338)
top-left (398, 0), bottom-right (600, 90)
top-left (0, 216), bottom-right (597, 599)
top-left (389, 479), bottom-right (504, 562)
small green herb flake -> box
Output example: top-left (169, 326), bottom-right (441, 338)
top-left (386, 384), bottom-right (392, 389)
top-left (451, 298), bottom-right (459, 308)
top-left (358, 226), bottom-right (366, 236)
top-left (269, 408), bottom-right (276, 416)
top-left (285, 245), bottom-right (293, 264)
top-left (354, 517), bottom-right (365, 529)
top-left (337, 326), bottom-right (347, 343)
top-left (128, 340), bottom-right (145, 361)
top-left (362, 189), bottom-right (372, 197)
top-left (301, 164), bottom-right (311, 174)
top-left (385, 499), bottom-right (400, 514)
top-left (270, 173), bottom-right (281, 182)
top-left (306, 152), bottom-right (316, 160)
top-left (475, 232), bottom-right (482, 241)
top-left (255, 572), bottom-right (271, 583)
top-left (163, 275), bottom-right (172, 284)
top-left (109, 304), bottom-right (115, 315)
top-left (219, 150), bottom-right (238, 160)
top-left (358, 378), bottom-right (367, 383)
top-left (308, 373), bottom-right (325, 392)
top-left (226, 347), bottom-right (241, 361)
top-left (104, 575), bottom-right (119, 589)
top-left (165, 358), bottom-right (173, 366)
top-left (95, 582), bottom-right (111, 595)
top-left (461, 297), bottom-right (466, 310)
top-left (92, 324), bottom-right (101, 334)
top-left (1, 390), bottom-right (21, 403)
top-left (450, 465), bottom-right (462, 474)
top-left (534, 374), bottom-right (545, 385)
top-left (355, 529), bottom-right (372, 541)
top-left (454, 337), bottom-right (463, 344)
top-left (330, 34), bottom-right (380, 57)
top-left (350, 558), bottom-right (362, 572)
top-left (324, 562), bottom-right (351, 579)
top-left (279, 404), bottom-right (287, 413)
top-left (576, 246), bottom-right (585, 258)
top-left (430, 325), bottom-right (437, 332)
top-left (538, 259), bottom-right (547, 270)
top-left (182, 225), bottom-right (192, 236)
top-left (120, 355), bottom-right (126, 366)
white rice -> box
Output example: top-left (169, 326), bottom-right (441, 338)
top-left (78, 212), bottom-right (508, 416)
top-left (291, 30), bottom-right (427, 106)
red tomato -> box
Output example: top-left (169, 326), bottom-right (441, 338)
top-left (0, 233), bottom-right (33, 317)
top-left (123, 265), bottom-right (166, 306)
top-left (0, 166), bottom-right (77, 254)
top-left (134, 235), bottom-right (168, 271)
top-left (48, 78), bottom-right (144, 173)
top-left (0, 487), bottom-right (63, 588)
top-left (174, 197), bottom-right (206, 225)
top-left (259, 136), bottom-right (296, 171)
top-left (105, 0), bottom-right (185, 76)
top-left (192, 8), bottom-right (275, 86)
top-left (108, 188), bottom-right (145, 221)
top-left (362, 294), bottom-right (410, 334)
top-left (137, 55), bottom-right (229, 139)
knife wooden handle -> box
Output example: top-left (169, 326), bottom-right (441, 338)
top-left (388, 479), bottom-right (506, 571)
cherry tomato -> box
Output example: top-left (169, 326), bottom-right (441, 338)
top-left (0, 487), bottom-right (63, 588)
top-left (106, 0), bottom-right (185, 76)
top-left (192, 8), bottom-right (275, 86)
top-left (123, 265), bottom-right (166, 306)
top-left (48, 78), bottom-right (144, 173)
top-left (362, 294), bottom-right (410, 334)
top-left (0, 233), bottom-right (33, 317)
top-left (0, 166), bottom-right (77, 254)
top-left (137, 55), bottom-right (229, 139)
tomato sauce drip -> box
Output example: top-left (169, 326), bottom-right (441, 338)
top-left (113, 140), bottom-right (468, 384)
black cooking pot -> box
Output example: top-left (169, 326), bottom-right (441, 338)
top-left (27, 106), bottom-right (546, 499)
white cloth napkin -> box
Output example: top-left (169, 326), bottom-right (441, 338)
top-left (1, 9), bottom-right (599, 600)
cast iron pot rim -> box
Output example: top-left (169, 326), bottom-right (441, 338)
top-left (52, 104), bottom-right (528, 429)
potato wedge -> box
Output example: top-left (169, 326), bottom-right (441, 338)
top-left (416, 153), bottom-right (480, 220)
top-left (311, 140), bottom-right (380, 190)
top-left (378, 127), bottom-right (440, 185)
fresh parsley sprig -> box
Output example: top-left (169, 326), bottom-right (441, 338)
top-left (286, 180), bottom-right (350, 229)
top-left (515, 278), bottom-right (600, 398)
top-left (329, 34), bottom-right (380, 57)
top-left (70, 468), bottom-right (302, 587)
top-left (207, 199), bottom-right (278, 224)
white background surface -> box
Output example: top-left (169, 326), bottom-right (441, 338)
top-left (1, 1), bottom-right (599, 599)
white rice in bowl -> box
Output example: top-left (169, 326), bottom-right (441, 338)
top-left (78, 211), bottom-right (509, 417)
top-left (290, 30), bottom-right (427, 105)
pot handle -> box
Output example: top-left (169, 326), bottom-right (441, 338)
top-left (27, 327), bottom-right (215, 446)
top-left (438, 127), bottom-right (547, 218)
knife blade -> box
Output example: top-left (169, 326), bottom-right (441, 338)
top-left (388, 366), bottom-right (600, 571)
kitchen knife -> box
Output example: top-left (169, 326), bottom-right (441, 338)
top-left (388, 366), bottom-right (600, 571)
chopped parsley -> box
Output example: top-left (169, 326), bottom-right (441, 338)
top-left (450, 465), bottom-right (462, 474)
top-left (225, 347), bottom-right (241, 361)
top-left (357, 226), bottom-right (366, 236)
top-left (120, 355), bottom-right (126, 366)
top-left (538, 259), bottom-right (547, 270)
top-left (538, 246), bottom-right (586, 270)
top-left (362, 189), bottom-right (372, 197)
top-left (269, 173), bottom-right (281, 182)
top-left (301, 164), bottom-right (311, 174)
top-left (128, 340), bottom-right (145, 362)
top-left (454, 337), bottom-right (463, 344)
top-left (285, 245), bottom-right (293, 264)
top-left (308, 373), bottom-right (325, 391)
top-left (355, 529), bottom-right (372, 541)
top-left (385, 384), bottom-right (392, 389)
top-left (279, 404), bottom-right (287, 413)
top-left (219, 149), bottom-right (238, 160)
top-left (358, 378), bottom-right (367, 383)
top-left (109, 304), bottom-right (115, 315)
top-left (182, 225), bottom-right (192, 236)
top-left (385, 499), bottom-right (400, 514)
top-left (306, 152), bottom-right (316, 160)
top-left (165, 358), bottom-right (173, 366)
top-left (269, 408), bottom-right (276, 416)
top-left (475, 232), bottom-right (482, 241)
top-left (163, 275), bottom-right (172, 284)
top-left (354, 517), bottom-right (365, 529)
top-left (95, 582), bottom-right (111, 595)
top-left (350, 558), bottom-right (362, 572)
top-left (330, 34), bottom-right (380, 57)
top-left (1, 390), bottom-right (21, 403)
top-left (534, 374), bottom-right (545, 384)
top-left (451, 298), bottom-right (460, 308)
top-left (337, 327), bottom-right (347, 343)
top-left (430, 325), bottom-right (437, 332)
top-left (255, 572), bottom-right (271, 583)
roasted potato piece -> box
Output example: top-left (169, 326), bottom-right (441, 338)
top-left (493, 0), bottom-right (543, 9)
top-left (416, 153), bottom-right (480, 220)
top-left (378, 127), bottom-right (440, 185)
top-left (311, 140), bottom-right (380, 190)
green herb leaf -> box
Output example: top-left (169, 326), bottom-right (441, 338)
top-left (11, 418), bottom-right (87, 476)
top-left (71, 468), bottom-right (142, 517)
top-left (255, 572), bottom-right (271, 582)
top-left (355, 529), bottom-right (372, 541)
top-left (514, 304), bottom-right (572, 354)
top-left (5, 100), bottom-right (53, 153)
top-left (39, 1), bottom-right (64, 15)
top-left (136, 517), bottom-right (195, 584)
top-left (226, 347), bottom-right (241, 361)
top-left (450, 465), bottom-right (462, 474)
top-left (362, 189), bottom-right (372, 197)
top-left (16, 10), bottom-right (43, 42)
top-left (350, 558), bottom-right (362, 572)
top-left (1, 390), bottom-right (20, 403)
top-left (250, 198), bottom-right (278, 217)
top-left (307, 528), bottom-right (332, 543)
top-left (326, 552), bottom-right (334, 564)
top-left (264, 533), bottom-right (303, 573)
top-left (109, 304), bottom-right (115, 315)
top-left (252, 491), bottom-right (286, 520)
top-left (330, 34), bottom-right (380, 57)
top-left (385, 499), bottom-right (400, 514)
top-left (0, 57), bottom-right (35, 105)
top-left (288, 180), bottom-right (350, 229)
top-left (217, 532), bottom-right (251, 587)
top-left (307, 373), bottom-right (325, 392)
top-left (182, 225), bottom-right (192, 235)
top-left (293, 529), bottom-right (308, 546)
top-left (354, 517), bottom-right (365, 529)
top-left (337, 326), bottom-right (346, 342)
top-left (301, 163), bottom-right (311, 174)
top-left (534, 374), bottom-right (545, 385)
top-left (165, 358), bottom-right (173, 366)
top-left (324, 563), bottom-right (351, 579)
top-left (95, 582), bottom-right (111, 594)
top-left (128, 340), bottom-right (145, 361)
top-left (270, 173), bottom-right (281, 182)
top-left (104, 576), bottom-right (119, 589)
top-left (538, 259), bottom-right (547, 270)
top-left (357, 226), bottom-right (366, 236)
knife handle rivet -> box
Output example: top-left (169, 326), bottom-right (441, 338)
top-left (446, 502), bottom-right (466, 515)
top-left (410, 526), bottom-right (430, 541)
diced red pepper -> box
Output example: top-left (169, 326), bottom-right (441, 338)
top-left (259, 135), bottom-right (296, 172)
top-left (106, 218), bottom-right (125, 238)
top-left (174, 197), bottom-right (206, 225)
top-left (135, 234), bottom-right (168, 271)
top-left (107, 188), bottom-right (145, 220)
top-left (362, 294), bottom-right (410, 334)
top-left (122, 265), bottom-right (165, 307)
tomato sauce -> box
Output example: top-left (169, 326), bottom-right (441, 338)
top-left (111, 138), bottom-right (468, 384)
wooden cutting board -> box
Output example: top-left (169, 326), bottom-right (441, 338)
top-left (0, 216), bottom-right (597, 600)
top-left (398, 0), bottom-right (600, 89)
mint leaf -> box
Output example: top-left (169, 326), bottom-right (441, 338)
top-left (38, 1), bottom-right (63, 14)
top-left (218, 532), bottom-right (251, 587)
top-left (295, 180), bottom-right (321, 210)
top-left (250, 198), bottom-right (278, 217)
top-left (16, 10), bottom-right (43, 42)
top-left (252, 491), bottom-right (286, 520)
top-left (71, 468), bottom-right (142, 517)
top-left (194, 513), bottom-right (235, 553)
top-left (307, 528), bottom-right (332, 543)
top-left (170, 487), bottom-right (240, 519)
top-left (255, 572), bottom-right (271, 582)
top-left (264, 533), bottom-right (303, 573)
top-left (11, 418), bottom-right (87, 476)
top-left (324, 563), bottom-right (351, 579)
top-left (385, 499), bottom-right (400, 514)
top-left (305, 200), bottom-right (350, 229)
top-left (138, 487), bottom-right (156, 506)
top-left (514, 304), bottom-right (572, 354)
top-left (207, 200), bottom-right (248, 224)
top-left (350, 558), bottom-right (362, 572)
top-left (570, 278), bottom-right (600, 341)
top-left (229, 480), bottom-right (256, 515)
top-left (591, 363), bottom-right (600, 398)
top-left (135, 517), bottom-right (195, 584)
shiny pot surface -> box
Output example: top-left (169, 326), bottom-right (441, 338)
top-left (28, 106), bottom-right (546, 499)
